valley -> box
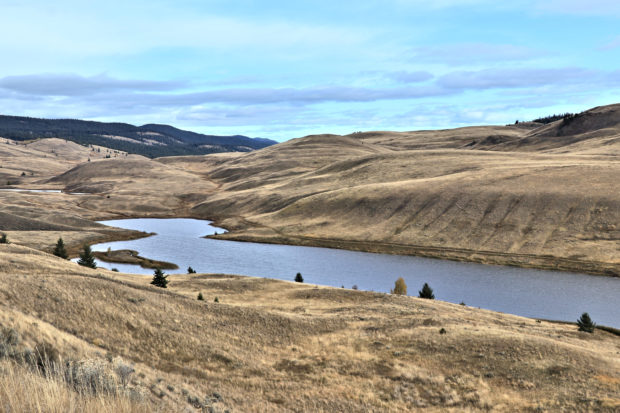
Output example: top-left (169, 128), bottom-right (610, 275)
top-left (0, 104), bottom-right (619, 411)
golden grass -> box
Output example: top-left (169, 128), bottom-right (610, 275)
top-left (1, 243), bottom-right (618, 411)
top-left (0, 360), bottom-right (151, 413)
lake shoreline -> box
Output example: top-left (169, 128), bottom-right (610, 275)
top-left (84, 217), bottom-right (620, 327)
top-left (74, 212), bottom-right (620, 278)
top-left (210, 230), bottom-right (620, 279)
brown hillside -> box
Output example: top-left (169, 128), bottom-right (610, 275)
top-left (0, 243), bottom-right (618, 411)
top-left (182, 113), bottom-right (620, 275)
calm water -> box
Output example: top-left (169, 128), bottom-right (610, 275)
top-left (91, 218), bottom-right (620, 328)
top-left (0, 188), bottom-right (88, 194)
top-left (0, 188), bottom-right (62, 193)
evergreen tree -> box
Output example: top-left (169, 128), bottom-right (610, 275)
top-left (187, 266), bottom-right (196, 274)
top-left (418, 283), bottom-right (435, 299)
top-left (0, 233), bottom-right (8, 244)
top-left (151, 268), bottom-right (168, 288)
top-left (577, 312), bottom-right (596, 333)
top-left (295, 272), bottom-right (304, 283)
top-left (390, 277), bottom-right (407, 295)
top-left (77, 245), bottom-right (96, 268)
top-left (53, 237), bottom-right (68, 259)
top-left (197, 292), bottom-right (204, 301)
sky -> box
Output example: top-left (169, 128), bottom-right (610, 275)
top-left (0, 0), bottom-right (619, 141)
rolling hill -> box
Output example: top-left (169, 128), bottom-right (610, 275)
top-left (179, 104), bottom-right (620, 276)
top-left (0, 115), bottom-right (277, 157)
top-left (0, 104), bottom-right (619, 411)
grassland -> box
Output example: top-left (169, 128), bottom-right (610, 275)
top-left (183, 105), bottom-right (620, 276)
top-left (0, 243), bottom-right (619, 411)
top-left (0, 104), bottom-right (619, 411)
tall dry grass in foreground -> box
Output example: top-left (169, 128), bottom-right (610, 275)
top-left (0, 359), bottom-right (151, 413)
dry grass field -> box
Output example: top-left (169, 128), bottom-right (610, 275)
top-left (0, 243), bottom-right (618, 412)
top-left (0, 104), bottom-right (619, 411)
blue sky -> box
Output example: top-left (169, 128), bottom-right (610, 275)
top-left (0, 0), bottom-right (619, 141)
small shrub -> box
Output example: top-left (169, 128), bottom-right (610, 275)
top-left (151, 268), bottom-right (168, 288)
top-left (352, 285), bottom-right (358, 290)
top-left (187, 266), bottom-right (196, 274)
top-left (114, 361), bottom-right (135, 388)
top-left (294, 272), bottom-right (304, 283)
top-left (577, 312), bottom-right (596, 333)
top-left (0, 327), bottom-right (20, 358)
top-left (390, 277), bottom-right (407, 295)
top-left (214, 297), bottom-right (219, 303)
top-left (111, 268), bottom-right (119, 272)
top-left (439, 328), bottom-right (447, 335)
top-left (29, 342), bottom-right (60, 376)
top-left (418, 283), bottom-right (435, 299)
top-left (197, 292), bottom-right (204, 301)
top-left (0, 233), bottom-right (8, 244)
top-left (64, 358), bottom-right (117, 396)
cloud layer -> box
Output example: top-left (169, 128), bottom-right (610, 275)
top-left (0, 0), bottom-right (618, 139)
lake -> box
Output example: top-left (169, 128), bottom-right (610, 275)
top-left (0, 188), bottom-right (62, 193)
top-left (90, 218), bottom-right (620, 328)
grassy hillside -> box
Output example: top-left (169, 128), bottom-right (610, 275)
top-left (0, 105), bottom-right (619, 410)
top-left (179, 105), bottom-right (620, 276)
top-left (0, 243), bottom-right (618, 411)
top-left (3, 106), bottom-right (618, 276)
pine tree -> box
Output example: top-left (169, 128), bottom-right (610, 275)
top-left (151, 268), bottom-right (168, 288)
top-left (77, 245), bottom-right (96, 268)
top-left (418, 283), bottom-right (435, 299)
top-left (0, 233), bottom-right (8, 244)
top-left (53, 237), bottom-right (68, 259)
top-left (187, 266), bottom-right (196, 274)
top-left (390, 277), bottom-right (407, 295)
top-left (295, 272), bottom-right (304, 283)
top-left (577, 312), bottom-right (596, 333)
top-left (197, 292), bottom-right (204, 301)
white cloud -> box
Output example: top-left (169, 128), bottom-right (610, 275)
top-left (437, 67), bottom-right (596, 90)
top-left (0, 74), bottom-right (184, 96)
top-left (410, 43), bottom-right (545, 65)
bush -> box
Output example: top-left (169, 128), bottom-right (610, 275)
top-left (0, 233), bottom-right (8, 244)
top-left (577, 312), bottom-right (596, 333)
top-left (418, 283), bottom-right (435, 299)
top-left (390, 277), bottom-right (407, 295)
top-left (197, 292), bottom-right (204, 301)
top-left (294, 272), bottom-right (303, 283)
top-left (150, 268), bottom-right (168, 288)
top-left (187, 266), bottom-right (196, 274)
top-left (77, 245), bottom-right (97, 269)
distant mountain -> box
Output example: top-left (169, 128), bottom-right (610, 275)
top-left (0, 115), bottom-right (277, 157)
